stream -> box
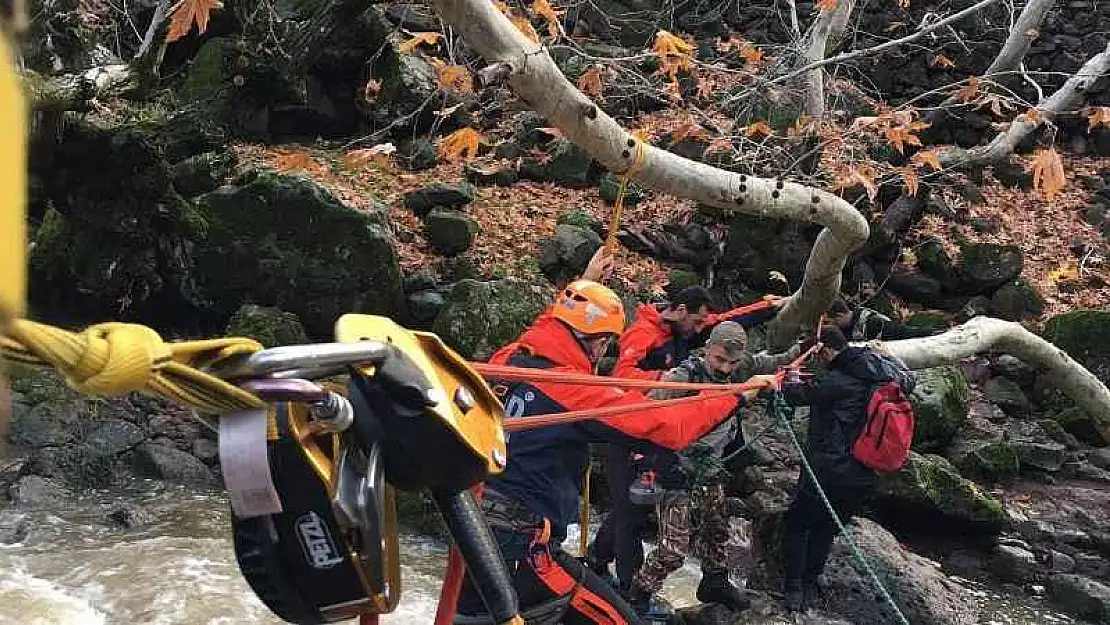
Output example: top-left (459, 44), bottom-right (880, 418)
top-left (0, 483), bottom-right (1086, 625)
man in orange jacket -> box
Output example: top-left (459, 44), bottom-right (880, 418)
top-left (589, 287), bottom-right (785, 591)
top-left (455, 280), bottom-right (773, 624)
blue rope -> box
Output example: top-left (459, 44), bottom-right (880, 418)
top-left (770, 392), bottom-right (911, 625)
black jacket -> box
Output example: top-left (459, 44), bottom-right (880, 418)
top-left (847, 308), bottom-right (940, 341)
top-left (782, 347), bottom-right (915, 488)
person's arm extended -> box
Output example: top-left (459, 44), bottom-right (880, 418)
top-left (647, 366), bottom-right (694, 401)
top-left (781, 371), bottom-right (851, 407)
top-left (747, 343), bottom-right (802, 375)
top-left (613, 323), bottom-right (664, 380)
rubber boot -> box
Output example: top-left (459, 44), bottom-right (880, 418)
top-left (696, 571), bottom-right (750, 612)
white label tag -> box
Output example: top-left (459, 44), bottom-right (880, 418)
top-left (219, 409), bottom-right (283, 519)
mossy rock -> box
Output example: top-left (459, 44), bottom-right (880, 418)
top-left (519, 141), bottom-right (598, 189)
top-left (1044, 309), bottom-right (1110, 380)
top-left (1050, 406), bottom-right (1110, 447)
top-left (909, 366), bottom-right (971, 453)
top-left (989, 278), bottom-right (1046, 321)
top-left (179, 37), bottom-right (234, 105)
top-left (599, 172), bottom-right (647, 206)
top-left (194, 172), bottom-right (406, 337)
top-left (906, 311), bottom-right (950, 331)
top-left (171, 150), bottom-right (239, 198)
top-left (557, 210), bottom-right (604, 236)
top-left (983, 376), bottom-right (1032, 417)
top-left (956, 441), bottom-right (1022, 480)
top-left (666, 269), bottom-right (701, 292)
top-left (880, 452), bottom-right (1011, 533)
top-left (404, 183), bottom-right (478, 217)
top-left (225, 304), bottom-right (309, 348)
top-left (536, 224), bottom-right (602, 286)
top-left (432, 278), bottom-right (553, 360)
top-left (955, 242), bottom-right (1023, 295)
top-left (423, 209), bottom-right (479, 256)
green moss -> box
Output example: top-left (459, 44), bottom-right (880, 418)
top-left (667, 269), bottom-right (701, 292)
top-left (909, 366), bottom-right (970, 452)
top-left (1043, 310), bottom-right (1110, 366)
top-left (906, 311), bottom-right (950, 331)
top-left (599, 172), bottom-right (646, 206)
top-left (225, 305), bottom-right (309, 348)
top-left (1050, 406), bottom-right (1110, 447)
top-left (180, 38), bottom-right (231, 104)
top-left (432, 278), bottom-right (552, 360)
top-left (882, 452), bottom-right (1010, 532)
top-left (989, 279), bottom-right (1046, 321)
top-left (556, 210), bottom-right (603, 235)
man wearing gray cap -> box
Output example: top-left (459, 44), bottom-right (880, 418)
top-left (626, 322), bottom-right (799, 617)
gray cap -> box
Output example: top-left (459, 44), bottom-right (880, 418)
top-left (707, 321), bottom-right (747, 357)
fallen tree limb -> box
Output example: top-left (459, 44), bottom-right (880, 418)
top-left (430, 0), bottom-right (870, 347)
top-left (24, 64), bottom-right (133, 111)
top-left (883, 316), bottom-right (1110, 419)
top-left (939, 40), bottom-right (1110, 168)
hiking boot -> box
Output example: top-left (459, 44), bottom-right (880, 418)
top-left (631, 594), bottom-right (675, 624)
top-left (784, 588), bottom-right (806, 613)
top-left (696, 571), bottom-right (750, 612)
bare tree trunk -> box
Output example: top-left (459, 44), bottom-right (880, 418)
top-left (939, 40), bottom-right (1110, 168)
top-left (430, 0), bottom-right (870, 347)
top-left (24, 64), bottom-right (133, 111)
top-left (884, 316), bottom-right (1110, 420)
top-left (797, 0), bottom-right (857, 117)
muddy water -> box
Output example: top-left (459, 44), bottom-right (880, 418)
top-left (0, 483), bottom-right (1085, 625)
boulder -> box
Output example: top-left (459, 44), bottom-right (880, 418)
top-left (879, 452), bottom-right (1010, 533)
top-left (1048, 574), bottom-right (1110, 622)
top-left (910, 366), bottom-right (970, 453)
top-left (432, 279), bottom-right (552, 360)
top-left (983, 376), bottom-right (1032, 417)
top-left (989, 543), bottom-right (1038, 583)
top-left (170, 150), bottom-right (238, 198)
top-left (403, 183), bottom-right (478, 216)
top-left (719, 214), bottom-right (819, 293)
top-left (536, 224), bottom-right (603, 286)
top-left (82, 420), bottom-right (147, 457)
top-left (989, 278), bottom-right (1046, 321)
top-left (519, 140), bottom-right (598, 188)
top-left (820, 518), bottom-right (978, 625)
top-left (131, 443), bottom-right (217, 486)
top-left (194, 172), bottom-right (406, 336)
top-left (225, 304), bottom-right (309, 348)
top-left (397, 137), bottom-right (438, 171)
top-left (1048, 406), bottom-right (1109, 447)
top-left (10, 402), bottom-right (78, 448)
top-left (948, 403), bottom-right (1020, 479)
top-left (9, 475), bottom-right (74, 508)
top-left (464, 162), bottom-right (518, 186)
top-left (556, 209), bottom-right (604, 236)
top-left (407, 290), bottom-right (446, 324)
top-left (599, 172), bottom-right (647, 206)
top-left (990, 355), bottom-right (1037, 388)
top-left (192, 438), bottom-right (219, 464)
top-left (1044, 309), bottom-right (1110, 383)
top-left (916, 239), bottom-right (957, 284)
top-left (29, 445), bottom-right (125, 489)
top-left (0, 513), bottom-right (28, 544)
top-left (423, 209), bottom-right (479, 255)
top-left (886, 269), bottom-right (944, 305)
top-left (954, 243), bottom-right (1023, 295)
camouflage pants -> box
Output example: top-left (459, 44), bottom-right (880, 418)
top-left (631, 483), bottom-right (730, 595)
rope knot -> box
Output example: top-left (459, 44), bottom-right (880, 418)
top-left (66, 322), bottom-right (172, 395)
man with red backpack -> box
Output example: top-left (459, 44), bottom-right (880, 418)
top-left (779, 326), bottom-right (915, 613)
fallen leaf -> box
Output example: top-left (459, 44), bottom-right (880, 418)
top-left (429, 59), bottom-right (474, 94)
top-left (511, 14), bottom-right (541, 43)
top-left (816, 0), bottom-right (838, 12)
top-left (885, 125), bottom-right (923, 154)
top-left (716, 35), bottom-right (742, 53)
top-left (1048, 260), bottom-right (1079, 283)
top-left (912, 149), bottom-right (942, 171)
top-left (899, 165), bottom-right (919, 196)
top-left (166, 0), bottom-right (223, 42)
top-left (739, 42), bottom-right (764, 66)
top-left (532, 0), bottom-right (565, 38)
top-left (954, 76), bottom-right (980, 103)
top-left (671, 119), bottom-right (707, 143)
top-left (1024, 107), bottom-right (1044, 125)
top-left (577, 65), bottom-right (606, 98)
top-left (931, 53), bottom-right (955, 69)
top-left (398, 32), bottom-right (443, 54)
top-left (438, 127), bottom-right (486, 162)
top-left (744, 120), bottom-right (774, 138)
top-left (652, 30), bottom-right (695, 81)
top-left (1088, 107), bottom-right (1110, 131)
top-left (1031, 147), bottom-right (1066, 201)
top-left (275, 151), bottom-right (326, 175)
top-left (343, 144), bottom-right (397, 169)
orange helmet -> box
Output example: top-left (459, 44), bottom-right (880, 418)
top-left (551, 280), bottom-right (625, 336)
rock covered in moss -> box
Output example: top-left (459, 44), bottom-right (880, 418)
top-left (989, 278), bottom-right (1046, 321)
top-left (404, 183), bottom-right (478, 217)
top-left (910, 366), bottom-right (971, 453)
top-left (955, 242), bottom-right (1023, 295)
top-left (1044, 309), bottom-right (1110, 381)
top-left (880, 452), bottom-right (1010, 533)
top-left (432, 278), bottom-right (552, 360)
top-left (519, 140), bottom-right (598, 188)
top-left (225, 304), bottom-right (309, 348)
top-left (423, 209), bottom-right (479, 255)
top-left (536, 224), bottom-right (602, 286)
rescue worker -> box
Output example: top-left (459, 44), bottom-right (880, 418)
top-left (455, 280), bottom-right (774, 624)
top-left (589, 289), bottom-right (784, 591)
top-left (827, 297), bottom-right (940, 341)
top-left (626, 321), bottom-right (800, 616)
top-left (779, 327), bottom-right (914, 612)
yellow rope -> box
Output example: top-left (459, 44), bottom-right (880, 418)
top-left (579, 463), bottom-right (591, 556)
top-left (603, 138), bottom-right (647, 251)
top-left (1, 319), bottom-right (265, 414)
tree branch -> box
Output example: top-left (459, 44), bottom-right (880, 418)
top-left (884, 316), bottom-right (1110, 420)
top-left (429, 0), bottom-right (870, 347)
top-left (797, 0), bottom-right (857, 117)
top-left (938, 40), bottom-right (1110, 168)
top-left (24, 64), bottom-right (134, 111)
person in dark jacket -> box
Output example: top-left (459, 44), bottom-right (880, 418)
top-left (827, 297), bottom-right (941, 342)
top-left (455, 280), bottom-right (771, 624)
top-left (589, 288), bottom-right (782, 592)
top-left (779, 326), bottom-right (915, 613)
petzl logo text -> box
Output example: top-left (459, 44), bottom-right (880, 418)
top-left (296, 511), bottom-right (345, 569)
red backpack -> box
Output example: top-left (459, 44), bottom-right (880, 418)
top-left (852, 380), bottom-right (916, 473)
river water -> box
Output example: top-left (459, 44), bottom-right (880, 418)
top-left (0, 483), bottom-right (1085, 625)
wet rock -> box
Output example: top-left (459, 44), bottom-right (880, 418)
top-left (536, 224), bottom-right (603, 286)
top-left (83, 420), bottom-right (147, 457)
top-left (1047, 574), bottom-right (1110, 622)
top-left (192, 438), bottom-right (219, 465)
top-left (989, 278), bottom-right (1046, 321)
top-left (131, 443), bottom-right (217, 486)
top-left (821, 517), bottom-right (978, 625)
top-left (955, 243), bottom-right (1023, 295)
top-left (225, 304), bottom-right (308, 348)
top-left (1088, 448), bottom-right (1110, 471)
top-left (407, 290), bottom-right (445, 324)
top-left (990, 544), bottom-right (1038, 583)
top-left (432, 278), bottom-right (552, 360)
top-left (403, 183), bottom-right (478, 217)
top-left (1049, 406), bottom-right (1110, 447)
top-left (29, 445), bottom-right (124, 489)
top-left (983, 377), bottom-right (1032, 417)
top-left (0, 513), bottom-right (28, 543)
top-left (107, 503), bottom-right (155, 529)
top-left (423, 209), bottom-right (479, 256)
top-left (10, 402), bottom-right (79, 448)
top-left (879, 452), bottom-right (1010, 533)
top-left (990, 355), bottom-right (1037, 388)
top-left (9, 475), bottom-right (74, 507)
top-left (910, 366), bottom-right (970, 453)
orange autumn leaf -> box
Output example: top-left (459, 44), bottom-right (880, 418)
top-left (343, 144), bottom-right (397, 169)
top-left (816, 0), bottom-right (838, 12)
top-left (899, 165), bottom-right (919, 196)
top-left (739, 42), bottom-right (765, 66)
top-left (577, 65), bottom-right (606, 98)
top-left (1048, 260), bottom-right (1080, 283)
top-left (511, 14), bottom-right (541, 43)
top-left (429, 59), bottom-right (474, 94)
top-left (532, 0), bottom-right (565, 38)
top-left (931, 53), bottom-right (955, 69)
top-left (364, 79), bottom-right (382, 101)
top-left (166, 0), bottom-right (223, 43)
top-left (671, 119), bottom-right (707, 143)
top-left (1088, 106), bottom-right (1110, 131)
top-left (716, 35), bottom-right (742, 53)
top-left (1031, 147), bottom-right (1066, 201)
top-left (834, 163), bottom-right (879, 201)
top-left (954, 76), bottom-right (980, 103)
top-left (744, 120), bottom-right (774, 138)
top-left (885, 125), bottom-right (923, 154)
top-left (1024, 107), bottom-right (1044, 125)
top-left (397, 32), bottom-right (443, 54)
top-left (695, 75), bottom-right (714, 99)
top-left (652, 30), bottom-right (695, 81)
top-left (438, 127), bottom-right (485, 162)
top-left (912, 149), bottom-right (943, 171)
top-left (275, 151), bottom-right (326, 175)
